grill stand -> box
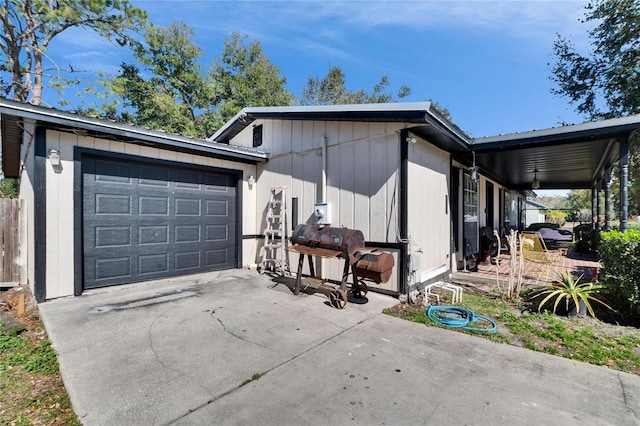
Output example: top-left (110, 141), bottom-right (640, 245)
top-left (289, 244), bottom-right (368, 309)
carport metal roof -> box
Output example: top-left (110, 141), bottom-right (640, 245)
top-left (469, 116), bottom-right (640, 190)
top-left (0, 98), bottom-right (268, 178)
top-left (212, 102), bottom-right (640, 191)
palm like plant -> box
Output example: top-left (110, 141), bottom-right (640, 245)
top-left (532, 272), bottom-right (611, 318)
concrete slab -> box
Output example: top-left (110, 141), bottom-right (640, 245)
top-left (39, 269), bottom-right (640, 425)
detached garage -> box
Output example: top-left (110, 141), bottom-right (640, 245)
top-left (0, 99), bottom-right (266, 301)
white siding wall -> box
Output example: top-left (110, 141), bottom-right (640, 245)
top-left (478, 175), bottom-right (501, 229)
top-left (526, 207), bottom-right (546, 226)
top-left (42, 130), bottom-right (257, 299)
top-left (233, 119), bottom-right (402, 292)
top-left (407, 138), bottom-right (451, 285)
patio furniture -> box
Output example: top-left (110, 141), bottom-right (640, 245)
top-left (521, 231), bottom-right (565, 281)
top-left (522, 232), bottom-right (563, 263)
top-left (480, 226), bottom-right (499, 263)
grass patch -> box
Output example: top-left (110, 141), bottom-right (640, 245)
top-left (384, 292), bottom-right (640, 376)
top-left (1, 299), bottom-right (80, 425)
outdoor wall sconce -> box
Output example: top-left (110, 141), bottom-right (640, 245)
top-left (470, 151), bottom-right (479, 182)
top-left (532, 168), bottom-right (540, 189)
top-left (247, 175), bottom-right (255, 189)
top-left (470, 166), bottom-right (479, 183)
top-left (48, 149), bottom-right (61, 167)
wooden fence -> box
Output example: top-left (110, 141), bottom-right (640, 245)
top-left (0, 198), bottom-right (20, 285)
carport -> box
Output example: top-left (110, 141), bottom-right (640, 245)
top-left (454, 115), bottom-right (640, 231)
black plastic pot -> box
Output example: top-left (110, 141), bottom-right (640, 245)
top-left (569, 299), bottom-right (588, 317)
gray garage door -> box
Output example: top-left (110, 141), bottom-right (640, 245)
top-left (82, 155), bottom-right (238, 289)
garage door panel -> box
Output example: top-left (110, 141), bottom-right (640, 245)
top-left (175, 225), bottom-right (201, 243)
top-left (206, 249), bottom-right (228, 267)
top-left (95, 194), bottom-right (132, 215)
top-left (205, 174), bottom-right (230, 192)
top-left (83, 155), bottom-right (238, 289)
top-left (175, 198), bottom-right (201, 216)
top-left (95, 256), bottom-right (132, 281)
top-left (139, 226), bottom-right (169, 245)
top-left (175, 251), bottom-right (201, 270)
top-left (206, 224), bottom-right (228, 241)
top-left (139, 196), bottom-right (169, 215)
top-left (174, 169), bottom-right (201, 188)
top-left (206, 200), bottom-right (229, 216)
top-left (139, 165), bottom-right (169, 187)
top-left (139, 254), bottom-right (169, 275)
top-left (95, 159), bottom-right (134, 183)
top-left (95, 226), bottom-right (132, 248)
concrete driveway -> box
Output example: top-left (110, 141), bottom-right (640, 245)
top-left (39, 270), bottom-right (640, 425)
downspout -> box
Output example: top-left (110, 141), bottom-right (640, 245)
top-left (322, 136), bottom-right (327, 203)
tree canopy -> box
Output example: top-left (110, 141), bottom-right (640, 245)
top-left (0, 0), bottom-right (146, 105)
top-left (98, 30), bottom-right (292, 137)
top-left (210, 33), bottom-right (293, 131)
top-left (102, 22), bottom-right (216, 138)
top-left (550, 0), bottom-right (640, 215)
top-left (300, 65), bottom-right (411, 106)
top-left (550, 0), bottom-right (640, 120)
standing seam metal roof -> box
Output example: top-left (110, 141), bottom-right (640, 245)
top-left (209, 102), bottom-right (640, 190)
top-left (0, 98), bottom-right (268, 177)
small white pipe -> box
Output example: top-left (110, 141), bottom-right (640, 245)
top-left (321, 136), bottom-right (327, 203)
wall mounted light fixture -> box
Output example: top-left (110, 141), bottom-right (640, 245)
top-left (247, 175), bottom-right (255, 189)
top-left (470, 151), bottom-right (479, 182)
top-left (48, 149), bottom-right (61, 167)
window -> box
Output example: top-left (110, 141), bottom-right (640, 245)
top-left (252, 124), bottom-right (263, 148)
top-left (463, 172), bottom-right (479, 255)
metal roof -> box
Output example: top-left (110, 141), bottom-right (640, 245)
top-left (209, 102), bottom-right (470, 152)
top-left (526, 199), bottom-right (549, 210)
top-left (210, 102), bottom-right (640, 191)
top-left (469, 116), bottom-right (640, 190)
top-left (4, 98), bottom-right (639, 191)
top-left (0, 98), bottom-right (268, 178)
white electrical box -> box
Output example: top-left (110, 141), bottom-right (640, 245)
top-left (314, 203), bottom-right (331, 225)
top-left (408, 253), bottom-right (421, 273)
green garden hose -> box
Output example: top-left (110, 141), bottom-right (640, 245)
top-left (426, 305), bottom-right (497, 333)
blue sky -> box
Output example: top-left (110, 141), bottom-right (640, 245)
top-left (49, 0), bottom-right (594, 141)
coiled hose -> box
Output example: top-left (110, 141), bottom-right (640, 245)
top-left (426, 305), bottom-right (497, 333)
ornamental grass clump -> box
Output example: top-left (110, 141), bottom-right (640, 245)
top-left (531, 272), bottom-right (612, 318)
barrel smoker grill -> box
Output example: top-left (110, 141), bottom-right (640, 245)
top-left (289, 224), bottom-right (395, 309)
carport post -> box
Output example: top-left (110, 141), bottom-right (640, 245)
top-left (591, 187), bottom-right (596, 230)
top-left (596, 179), bottom-right (602, 231)
top-left (620, 138), bottom-right (629, 232)
top-left (604, 167), bottom-right (612, 231)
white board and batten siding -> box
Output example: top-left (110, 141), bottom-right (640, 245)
top-left (407, 137), bottom-right (452, 286)
top-left (42, 130), bottom-right (258, 299)
top-left (231, 119), bottom-right (420, 293)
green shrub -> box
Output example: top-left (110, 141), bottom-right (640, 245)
top-left (599, 230), bottom-right (640, 317)
top-left (547, 210), bottom-right (567, 226)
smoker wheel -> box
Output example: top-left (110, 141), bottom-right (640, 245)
top-left (329, 289), bottom-right (348, 309)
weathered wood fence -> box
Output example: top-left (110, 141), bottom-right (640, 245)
top-left (0, 198), bottom-right (20, 284)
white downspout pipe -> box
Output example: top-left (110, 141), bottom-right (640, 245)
top-left (321, 136), bottom-right (327, 203)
